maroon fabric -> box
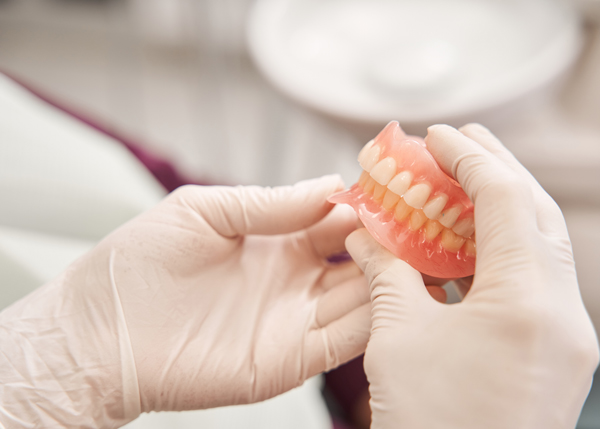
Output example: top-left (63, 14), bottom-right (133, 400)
top-left (325, 355), bottom-right (369, 414)
top-left (332, 418), bottom-right (355, 429)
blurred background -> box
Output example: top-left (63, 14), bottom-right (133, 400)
top-left (0, 0), bottom-right (599, 428)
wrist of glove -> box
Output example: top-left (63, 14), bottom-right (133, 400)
top-left (0, 263), bottom-right (141, 427)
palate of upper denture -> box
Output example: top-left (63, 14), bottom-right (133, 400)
top-left (329, 121), bottom-right (475, 279)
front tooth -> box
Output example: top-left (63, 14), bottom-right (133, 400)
top-left (373, 182), bottom-right (387, 201)
top-left (423, 194), bottom-right (448, 219)
top-left (452, 217), bottom-right (475, 238)
top-left (360, 145), bottom-right (381, 172)
top-left (424, 219), bottom-right (444, 240)
top-left (441, 228), bottom-right (466, 252)
top-left (394, 199), bottom-right (413, 222)
top-left (438, 204), bottom-right (462, 228)
top-left (403, 183), bottom-right (432, 209)
top-left (382, 189), bottom-right (401, 211)
top-left (463, 239), bottom-right (476, 257)
top-left (409, 209), bottom-right (427, 231)
top-left (370, 157), bottom-right (397, 185)
top-left (387, 171), bottom-right (413, 196)
top-left (357, 140), bottom-right (375, 165)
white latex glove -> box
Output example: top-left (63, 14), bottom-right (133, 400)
top-left (0, 175), bottom-right (371, 428)
top-left (346, 124), bottom-right (600, 429)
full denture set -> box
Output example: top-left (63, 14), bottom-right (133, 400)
top-left (330, 122), bottom-right (476, 278)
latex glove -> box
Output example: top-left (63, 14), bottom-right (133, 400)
top-left (0, 176), bottom-right (371, 428)
top-left (346, 124), bottom-right (599, 429)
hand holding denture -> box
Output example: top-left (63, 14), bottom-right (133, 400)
top-left (0, 176), bottom-right (371, 427)
top-left (346, 123), bottom-right (599, 428)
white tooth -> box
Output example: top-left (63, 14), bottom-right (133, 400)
top-left (403, 183), bottom-right (432, 209)
top-left (438, 204), bottom-right (462, 228)
top-left (370, 157), bottom-right (397, 185)
top-left (357, 140), bottom-right (375, 165)
top-left (423, 193), bottom-right (448, 219)
top-left (452, 217), bottom-right (475, 237)
top-left (359, 145), bottom-right (381, 172)
top-left (387, 171), bottom-right (413, 196)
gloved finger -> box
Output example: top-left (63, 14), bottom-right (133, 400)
top-left (306, 204), bottom-right (359, 259)
top-left (319, 261), bottom-right (363, 291)
top-left (316, 275), bottom-right (370, 328)
top-left (177, 175), bottom-right (344, 238)
top-left (424, 124), bottom-right (538, 252)
top-left (308, 303), bottom-right (371, 375)
top-left (458, 123), bottom-right (568, 239)
top-left (426, 286), bottom-right (447, 303)
top-left (346, 229), bottom-right (432, 305)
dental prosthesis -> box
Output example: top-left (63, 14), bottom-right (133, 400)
top-left (330, 122), bottom-right (475, 278)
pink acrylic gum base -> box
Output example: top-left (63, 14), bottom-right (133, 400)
top-left (330, 121), bottom-right (475, 279)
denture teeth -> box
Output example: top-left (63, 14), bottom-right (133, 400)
top-left (409, 209), bottom-right (428, 231)
top-left (387, 171), bottom-right (413, 196)
top-left (423, 194), bottom-right (448, 220)
top-left (441, 228), bottom-right (466, 252)
top-left (382, 189), bottom-right (401, 211)
top-left (452, 217), bottom-right (475, 238)
top-left (363, 176), bottom-right (377, 194)
top-left (358, 170), bottom-right (370, 188)
top-left (403, 183), bottom-right (432, 209)
top-left (463, 239), bottom-right (476, 257)
top-left (438, 205), bottom-right (462, 228)
top-left (370, 157), bottom-right (397, 185)
top-left (360, 145), bottom-right (381, 172)
top-left (394, 198), bottom-right (413, 222)
top-left (373, 182), bottom-right (387, 201)
top-left (424, 219), bottom-right (444, 241)
top-left (357, 140), bottom-right (375, 165)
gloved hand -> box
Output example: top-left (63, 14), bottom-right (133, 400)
top-left (0, 176), bottom-right (371, 428)
top-left (346, 124), bottom-right (600, 429)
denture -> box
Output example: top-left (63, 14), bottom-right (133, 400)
top-left (330, 121), bottom-right (475, 278)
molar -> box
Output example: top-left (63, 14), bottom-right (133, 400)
top-left (370, 157), bottom-right (397, 185)
top-left (382, 189), bottom-right (401, 211)
top-left (441, 229), bottom-right (466, 252)
top-left (403, 183), bottom-right (432, 209)
top-left (357, 139), bottom-right (375, 165)
top-left (360, 145), bottom-right (381, 172)
top-left (387, 171), bottom-right (413, 196)
top-left (452, 217), bottom-right (475, 238)
top-left (423, 194), bottom-right (448, 219)
top-left (438, 205), bottom-right (462, 228)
